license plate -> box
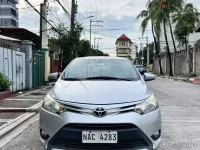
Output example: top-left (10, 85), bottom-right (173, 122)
top-left (82, 131), bottom-right (118, 143)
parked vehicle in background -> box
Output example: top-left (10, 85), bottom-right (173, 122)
top-left (135, 65), bottom-right (146, 75)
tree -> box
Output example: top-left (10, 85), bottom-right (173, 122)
top-left (147, 0), bottom-right (173, 76)
top-left (50, 24), bottom-right (109, 68)
top-left (138, 42), bottom-right (155, 65)
top-left (172, 3), bottom-right (199, 50)
top-left (165, 0), bottom-right (184, 53)
top-left (137, 8), bottom-right (163, 75)
top-left (77, 40), bottom-right (92, 57)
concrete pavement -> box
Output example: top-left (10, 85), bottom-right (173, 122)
top-left (0, 85), bottom-right (52, 143)
top-left (1, 78), bottom-right (200, 150)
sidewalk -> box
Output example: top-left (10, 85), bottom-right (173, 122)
top-left (0, 85), bottom-right (52, 139)
top-left (160, 75), bottom-right (200, 84)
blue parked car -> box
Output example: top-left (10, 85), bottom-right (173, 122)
top-left (135, 65), bottom-right (146, 75)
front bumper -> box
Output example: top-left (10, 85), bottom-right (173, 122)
top-left (40, 106), bottom-right (161, 150)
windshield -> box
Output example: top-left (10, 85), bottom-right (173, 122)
top-left (62, 58), bottom-right (140, 81)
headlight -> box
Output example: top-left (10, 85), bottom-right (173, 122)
top-left (134, 94), bottom-right (159, 114)
top-left (42, 94), bottom-right (66, 114)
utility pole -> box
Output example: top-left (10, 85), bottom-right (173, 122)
top-left (140, 43), bottom-right (144, 66)
top-left (71, 0), bottom-right (78, 58)
top-left (90, 19), bottom-right (103, 48)
top-left (71, 0), bottom-right (76, 33)
top-left (139, 37), bottom-right (149, 72)
top-left (40, 1), bottom-right (48, 49)
top-left (94, 37), bottom-right (102, 51)
top-left (146, 36), bottom-right (150, 72)
top-left (40, 3), bottom-right (43, 49)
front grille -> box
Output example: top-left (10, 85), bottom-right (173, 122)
top-left (52, 139), bottom-right (147, 149)
top-left (48, 124), bottom-right (152, 150)
top-left (66, 123), bottom-right (136, 130)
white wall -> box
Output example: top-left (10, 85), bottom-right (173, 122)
top-left (131, 42), bottom-right (138, 60)
top-left (0, 47), bottom-right (26, 92)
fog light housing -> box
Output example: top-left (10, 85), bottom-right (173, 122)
top-left (40, 129), bottom-right (49, 140)
top-left (151, 129), bottom-right (161, 141)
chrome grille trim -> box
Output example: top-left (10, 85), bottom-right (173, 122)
top-left (62, 103), bottom-right (136, 116)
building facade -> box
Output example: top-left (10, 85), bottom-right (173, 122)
top-left (131, 42), bottom-right (138, 60)
top-left (116, 34), bottom-right (135, 60)
top-left (0, 0), bottom-right (19, 27)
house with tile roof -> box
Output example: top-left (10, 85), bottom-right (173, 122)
top-left (115, 34), bottom-right (137, 60)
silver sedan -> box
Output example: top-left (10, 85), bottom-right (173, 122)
top-left (40, 57), bottom-right (161, 150)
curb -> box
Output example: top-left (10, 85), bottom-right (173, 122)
top-left (0, 102), bottom-right (42, 138)
top-left (160, 76), bottom-right (200, 84)
top-left (0, 91), bottom-right (11, 101)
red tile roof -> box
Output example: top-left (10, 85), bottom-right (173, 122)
top-left (117, 34), bottom-right (129, 40)
top-left (116, 34), bottom-right (133, 44)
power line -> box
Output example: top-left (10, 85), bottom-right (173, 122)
top-left (56, 0), bottom-right (71, 18)
top-left (62, 0), bottom-right (70, 10)
top-left (24, 0), bottom-right (61, 35)
top-left (18, 0), bottom-right (55, 9)
top-left (84, 29), bottom-right (139, 41)
top-left (103, 0), bottom-right (136, 20)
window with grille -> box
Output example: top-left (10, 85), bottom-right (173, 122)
top-left (11, 19), bottom-right (17, 26)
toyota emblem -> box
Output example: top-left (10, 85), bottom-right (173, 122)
top-left (93, 108), bottom-right (107, 117)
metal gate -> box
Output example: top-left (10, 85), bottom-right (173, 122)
top-left (0, 47), bottom-right (26, 92)
top-left (32, 51), bottom-right (45, 88)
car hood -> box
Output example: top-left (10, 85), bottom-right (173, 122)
top-left (50, 80), bottom-right (152, 105)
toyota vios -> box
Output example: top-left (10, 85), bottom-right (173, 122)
top-left (40, 57), bottom-right (161, 150)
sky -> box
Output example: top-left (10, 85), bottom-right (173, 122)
top-left (18, 0), bottom-right (200, 56)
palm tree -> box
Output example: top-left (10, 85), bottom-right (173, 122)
top-left (172, 3), bottom-right (199, 50)
top-left (148, 0), bottom-right (173, 76)
top-left (137, 9), bottom-right (163, 75)
top-left (166, 0), bottom-right (184, 53)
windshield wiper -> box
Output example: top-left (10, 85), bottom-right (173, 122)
top-left (61, 78), bottom-right (82, 81)
top-left (86, 76), bottom-right (131, 81)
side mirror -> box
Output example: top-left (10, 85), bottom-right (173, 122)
top-left (48, 72), bottom-right (61, 82)
top-left (144, 73), bottom-right (156, 82)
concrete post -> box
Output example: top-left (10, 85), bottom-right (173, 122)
top-left (193, 46), bottom-right (196, 75)
top-left (187, 46), bottom-right (191, 75)
top-left (165, 55), bottom-right (167, 75)
top-left (173, 53), bottom-right (175, 75)
top-left (21, 40), bottom-right (33, 90)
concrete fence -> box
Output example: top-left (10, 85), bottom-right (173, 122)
top-left (153, 46), bottom-right (200, 76)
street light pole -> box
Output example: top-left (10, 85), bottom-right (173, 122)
top-left (146, 36), bottom-right (150, 72)
top-left (140, 43), bottom-right (144, 66)
top-left (90, 19), bottom-right (92, 47)
top-left (90, 20), bottom-right (103, 48)
top-left (94, 38), bottom-right (102, 51)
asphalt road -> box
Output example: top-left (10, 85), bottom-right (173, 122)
top-left (1, 78), bottom-right (200, 150)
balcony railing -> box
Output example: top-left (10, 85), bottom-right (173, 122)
top-left (116, 45), bottom-right (131, 49)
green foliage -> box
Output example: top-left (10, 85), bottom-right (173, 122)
top-left (91, 49), bottom-right (109, 56)
top-left (137, 42), bottom-right (155, 65)
top-left (172, 3), bottom-right (199, 44)
top-left (77, 40), bottom-right (92, 57)
top-left (0, 73), bottom-right (13, 91)
top-left (51, 24), bottom-right (109, 67)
